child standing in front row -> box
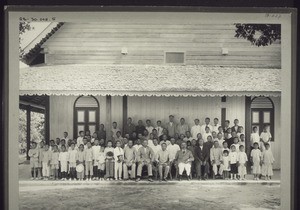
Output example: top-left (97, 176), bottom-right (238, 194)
top-left (97, 146), bottom-right (106, 181)
top-left (41, 145), bottom-right (52, 181)
top-left (85, 142), bottom-right (93, 181)
top-left (104, 141), bottom-right (115, 180)
top-left (76, 144), bottom-right (85, 181)
top-left (229, 145), bottom-right (238, 180)
top-left (59, 145), bottom-right (69, 181)
top-left (50, 145), bottom-right (60, 180)
top-left (220, 150), bottom-right (230, 180)
top-left (250, 142), bottom-right (262, 180)
top-left (237, 145), bottom-right (248, 180)
top-left (261, 143), bottom-right (274, 180)
top-left (68, 143), bottom-right (78, 181)
top-left (28, 142), bottom-right (39, 180)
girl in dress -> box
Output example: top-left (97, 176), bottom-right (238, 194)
top-left (261, 143), bottom-right (275, 180)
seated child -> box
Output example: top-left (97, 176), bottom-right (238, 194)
top-left (76, 144), bottom-right (85, 181)
top-left (84, 142), bottom-right (93, 181)
top-left (250, 142), bottom-right (262, 180)
top-left (68, 142), bottom-right (78, 180)
top-left (97, 146), bottom-right (106, 181)
top-left (229, 145), bottom-right (238, 180)
top-left (237, 145), bottom-right (248, 180)
top-left (50, 145), bottom-right (59, 180)
top-left (58, 145), bottom-right (68, 181)
top-left (104, 141), bottom-right (115, 180)
top-left (41, 145), bottom-right (52, 181)
top-left (261, 143), bottom-right (275, 180)
top-left (220, 150), bottom-right (230, 180)
top-left (28, 142), bottom-right (39, 180)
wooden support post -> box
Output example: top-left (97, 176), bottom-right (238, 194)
top-left (26, 106), bottom-right (31, 160)
top-left (45, 95), bottom-right (50, 145)
top-left (122, 96), bottom-right (128, 135)
top-left (221, 108), bottom-right (226, 128)
top-left (106, 95), bottom-right (112, 141)
top-left (245, 96), bottom-right (252, 172)
top-left (245, 96), bottom-right (252, 155)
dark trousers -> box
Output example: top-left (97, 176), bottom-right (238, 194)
top-left (195, 161), bottom-right (209, 178)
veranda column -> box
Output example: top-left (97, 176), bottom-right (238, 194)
top-left (122, 96), bottom-right (128, 135)
top-left (26, 105), bottom-right (31, 160)
top-left (106, 95), bottom-right (112, 141)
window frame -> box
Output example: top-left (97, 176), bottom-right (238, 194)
top-left (73, 95), bottom-right (100, 138)
top-left (164, 51), bottom-right (186, 65)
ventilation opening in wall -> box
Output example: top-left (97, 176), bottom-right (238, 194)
top-left (165, 52), bottom-right (185, 64)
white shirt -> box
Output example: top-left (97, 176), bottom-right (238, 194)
top-left (92, 145), bottom-right (101, 160)
top-left (133, 144), bottom-right (142, 152)
top-left (200, 124), bottom-right (212, 136)
top-left (68, 149), bottom-right (77, 163)
top-left (212, 124), bottom-right (220, 133)
top-left (113, 147), bottom-right (124, 161)
top-left (58, 151), bottom-right (69, 162)
top-left (217, 138), bottom-right (224, 148)
top-left (77, 137), bottom-right (83, 147)
top-left (147, 139), bottom-right (154, 148)
top-left (251, 133), bottom-right (260, 146)
top-left (191, 125), bottom-right (201, 139)
top-left (229, 151), bottom-right (238, 164)
top-left (260, 132), bottom-right (272, 143)
top-left (202, 132), bottom-right (212, 143)
top-left (150, 144), bottom-right (161, 159)
top-left (160, 140), bottom-right (171, 146)
top-left (145, 126), bottom-right (154, 136)
top-left (155, 126), bottom-right (164, 137)
top-left (237, 152), bottom-right (248, 164)
top-left (167, 144), bottom-right (180, 161)
top-left (250, 149), bottom-right (261, 163)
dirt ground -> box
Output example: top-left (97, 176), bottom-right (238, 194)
top-left (19, 181), bottom-right (280, 210)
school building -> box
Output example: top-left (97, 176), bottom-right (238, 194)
top-left (19, 13), bottom-right (281, 169)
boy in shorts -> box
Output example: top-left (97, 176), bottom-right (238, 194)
top-left (28, 142), bottom-right (39, 180)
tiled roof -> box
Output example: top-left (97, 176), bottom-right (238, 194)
top-left (19, 64), bottom-right (281, 97)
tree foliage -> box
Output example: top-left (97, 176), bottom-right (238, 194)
top-left (19, 21), bottom-right (32, 58)
top-left (19, 109), bottom-right (45, 147)
top-left (234, 24), bottom-right (281, 47)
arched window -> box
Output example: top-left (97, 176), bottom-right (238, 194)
top-left (251, 97), bottom-right (274, 141)
top-left (74, 96), bottom-right (99, 138)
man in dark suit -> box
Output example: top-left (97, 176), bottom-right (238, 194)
top-left (194, 139), bottom-right (210, 180)
top-left (231, 119), bottom-right (241, 133)
top-left (124, 117), bottom-right (136, 137)
top-left (135, 120), bottom-right (146, 136)
top-left (165, 115), bottom-right (177, 138)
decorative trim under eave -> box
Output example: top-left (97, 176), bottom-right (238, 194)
top-left (19, 90), bottom-right (281, 97)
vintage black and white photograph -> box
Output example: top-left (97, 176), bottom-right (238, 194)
top-left (5, 9), bottom-right (295, 210)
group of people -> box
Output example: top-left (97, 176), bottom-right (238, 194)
top-left (28, 116), bottom-right (275, 182)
